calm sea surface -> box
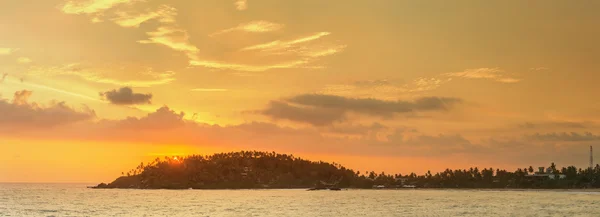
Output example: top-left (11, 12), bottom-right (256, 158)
top-left (1, 183), bottom-right (600, 217)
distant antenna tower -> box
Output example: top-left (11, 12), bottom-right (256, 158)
top-left (590, 146), bottom-right (594, 169)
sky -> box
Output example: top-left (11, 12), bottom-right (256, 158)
top-left (1, 0), bottom-right (600, 183)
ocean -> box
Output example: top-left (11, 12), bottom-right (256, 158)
top-left (1, 183), bottom-right (599, 216)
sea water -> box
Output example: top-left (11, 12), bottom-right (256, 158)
top-left (1, 183), bottom-right (599, 216)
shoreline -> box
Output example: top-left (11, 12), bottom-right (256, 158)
top-left (87, 187), bottom-right (600, 192)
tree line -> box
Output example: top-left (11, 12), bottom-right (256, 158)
top-left (94, 151), bottom-right (600, 189)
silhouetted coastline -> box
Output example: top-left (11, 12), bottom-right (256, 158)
top-left (92, 151), bottom-right (600, 190)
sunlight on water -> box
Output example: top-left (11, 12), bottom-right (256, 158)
top-left (1, 183), bottom-right (599, 216)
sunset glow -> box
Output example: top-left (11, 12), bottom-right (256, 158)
top-left (1, 0), bottom-right (600, 184)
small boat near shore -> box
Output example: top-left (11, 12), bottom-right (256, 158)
top-left (307, 187), bottom-right (343, 191)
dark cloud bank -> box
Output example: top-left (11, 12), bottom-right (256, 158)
top-left (1, 90), bottom-right (596, 167)
top-left (258, 94), bottom-right (462, 125)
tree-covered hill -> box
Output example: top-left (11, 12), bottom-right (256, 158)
top-left (93, 151), bottom-right (600, 189)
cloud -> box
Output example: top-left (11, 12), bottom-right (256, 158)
top-left (445, 68), bottom-right (520, 83)
top-left (326, 67), bottom-right (521, 99)
top-left (60, 0), bottom-right (196, 64)
top-left (12, 90), bottom-right (33, 105)
top-left (519, 121), bottom-right (589, 129)
top-left (235, 0), bottom-right (247, 11)
top-left (61, 0), bottom-right (138, 15)
top-left (189, 59), bottom-right (309, 72)
top-left (210, 21), bottom-right (284, 36)
top-left (91, 17), bottom-right (103, 23)
top-left (353, 79), bottom-right (393, 88)
top-left (138, 26), bottom-right (198, 54)
top-left (189, 57), bottom-right (326, 72)
top-left (138, 27), bottom-right (197, 53)
top-left (60, 1), bottom-right (194, 61)
top-left (321, 80), bottom-right (405, 100)
top-left (0, 103), bottom-right (492, 163)
top-left (99, 87), bottom-right (152, 105)
top-left (27, 64), bottom-right (176, 87)
top-left (2, 95), bottom-right (596, 170)
top-left (409, 77), bottom-right (452, 92)
top-left (259, 94), bottom-right (462, 125)
top-left (299, 45), bottom-right (346, 58)
top-left (242, 32), bottom-right (331, 52)
top-left (190, 88), bottom-right (228, 92)
top-left (526, 132), bottom-right (600, 142)
top-left (17, 57), bottom-right (32, 64)
top-left (259, 101), bottom-right (346, 126)
top-left (193, 32), bottom-right (344, 72)
top-left (321, 68), bottom-right (518, 99)
top-left (325, 122), bottom-right (387, 136)
top-left (61, 0), bottom-right (340, 73)
top-left (116, 106), bottom-right (185, 129)
top-left (0, 90), bottom-right (96, 129)
top-left (389, 131), bottom-right (476, 154)
top-left (113, 5), bottom-right (176, 28)
top-left (10, 78), bottom-right (101, 102)
top-left (0, 48), bottom-right (16, 55)
top-left (60, 0), bottom-right (341, 75)
top-left (60, 0), bottom-right (204, 75)
top-left (321, 77), bottom-right (455, 100)
top-left (132, 11), bottom-right (301, 72)
top-left (89, 74), bottom-right (175, 87)
top-left (518, 122), bottom-right (536, 129)
top-left (530, 67), bottom-right (549, 71)
top-left (287, 94), bottom-right (461, 116)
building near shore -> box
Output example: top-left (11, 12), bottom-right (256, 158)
top-left (525, 167), bottom-right (566, 180)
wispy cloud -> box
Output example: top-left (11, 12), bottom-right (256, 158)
top-left (445, 68), bottom-right (520, 83)
top-left (17, 57), bottom-right (32, 64)
top-left (235, 0), bottom-right (247, 11)
top-left (91, 17), bottom-right (103, 23)
top-left (320, 79), bottom-right (406, 99)
top-left (84, 73), bottom-right (176, 87)
top-left (408, 77), bottom-right (452, 92)
top-left (61, 0), bottom-right (138, 14)
top-left (322, 67), bottom-right (519, 99)
top-left (210, 21), bottom-right (284, 36)
top-left (530, 67), bottom-right (549, 71)
top-left (494, 77), bottom-right (521, 83)
top-left (190, 88), bottom-right (228, 92)
top-left (60, 1), bottom-right (195, 61)
top-left (27, 64), bottom-right (176, 87)
top-left (5, 78), bottom-right (101, 102)
top-left (0, 48), bottom-right (16, 55)
top-left (60, 0), bottom-right (342, 73)
top-left (321, 78), bottom-right (452, 100)
top-left (299, 45), bottom-right (346, 58)
top-left (138, 26), bottom-right (199, 55)
top-left (242, 32), bottom-right (331, 52)
top-left (189, 59), bottom-right (308, 72)
top-left (526, 132), bottom-right (600, 142)
top-left (200, 32), bottom-right (344, 71)
top-left (190, 59), bottom-right (328, 72)
top-left (113, 5), bottom-right (176, 28)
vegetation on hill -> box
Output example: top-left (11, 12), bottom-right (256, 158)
top-left (93, 151), bottom-right (600, 189)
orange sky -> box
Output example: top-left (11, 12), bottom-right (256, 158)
top-left (1, 0), bottom-right (600, 182)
